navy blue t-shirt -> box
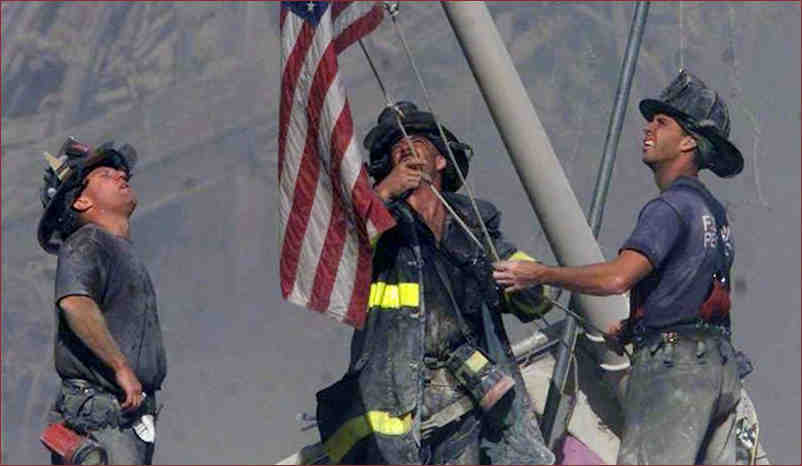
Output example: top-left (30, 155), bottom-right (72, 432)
top-left (621, 176), bottom-right (734, 329)
top-left (54, 224), bottom-right (167, 394)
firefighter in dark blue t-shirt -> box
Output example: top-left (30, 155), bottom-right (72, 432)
top-left (493, 70), bottom-right (745, 464)
top-left (38, 138), bottom-right (166, 465)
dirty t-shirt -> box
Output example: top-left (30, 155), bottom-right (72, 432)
top-left (621, 176), bottom-right (734, 329)
top-left (54, 223), bottom-right (167, 394)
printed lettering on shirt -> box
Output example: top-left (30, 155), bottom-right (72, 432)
top-left (703, 215), bottom-right (718, 249)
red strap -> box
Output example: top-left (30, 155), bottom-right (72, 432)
top-left (629, 281), bottom-right (730, 324)
top-left (699, 280), bottom-right (731, 321)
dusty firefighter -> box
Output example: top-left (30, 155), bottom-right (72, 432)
top-left (38, 138), bottom-right (167, 465)
top-left (494, 70), bottom-right (747, 464)
top-left (315, 102), bottom-right (555, 465)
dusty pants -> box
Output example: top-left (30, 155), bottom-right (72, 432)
top-left (49, 379), bottom-right (156, 465)
top-left (617, 332), bottom-right (741, 465)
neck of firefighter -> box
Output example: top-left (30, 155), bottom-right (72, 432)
top-left (408, 170), bottom-right (447, 242)
top-left (82, 208), bottom-right (132, 239)
top-left (73, 194), bottom-right (134, 240)
top-left (643, 119), bottom-right (700, 192)
top-left (653, 147), bottom-right (699, 192)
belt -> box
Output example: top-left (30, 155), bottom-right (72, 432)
top-left (421, 367), bottom-right (475, 436)
top-left (420, 395), bottom-right (476, 436)
top-left (62, 379), bottom-right (157, 416)
top-left (632, 322), bottom-right (731, 352)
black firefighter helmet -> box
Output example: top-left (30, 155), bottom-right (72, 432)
top-left (37, 137), bottom-right (138, 254)
top-left (363, 101), bottom-right (472, 192)
top-left (639, 70), bottom-right (744, 178)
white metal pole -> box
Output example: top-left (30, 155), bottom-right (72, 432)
top-left (441, 1), bottom-right (629, 370)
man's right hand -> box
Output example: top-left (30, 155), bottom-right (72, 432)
top-left (115, 364), bottom-right (145, 411)
top-left (603, 319), bottom-right (633, 357)
top-left (59, 295), bottom-right (146, 412)
top-left (375, 159), bottom-right (425, 200)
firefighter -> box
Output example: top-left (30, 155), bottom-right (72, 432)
top-left (315, 102), bottom-right (555, 464)
top-left (38, 138), bottom-right (166, 464)
top-left (493, 70), bottom-right (744, 464)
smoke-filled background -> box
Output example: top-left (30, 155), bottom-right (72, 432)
top-left (2, 2), bottom-right (799, 464)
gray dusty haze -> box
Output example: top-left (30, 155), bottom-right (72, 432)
top-left (2, 2), bottom-right (800, 464)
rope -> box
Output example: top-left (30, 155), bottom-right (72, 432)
top-left (679, 2), bottom-right (685, 70)
top-left (384, 1), bottom-right (500, 262)
top-left (358, 39), bottom-right (394, 108)
top-left (361, 3), bottom-right (625, 362)
top-left (358, 36), bottom-right (485, 252)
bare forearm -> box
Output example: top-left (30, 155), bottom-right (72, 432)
top-left (493, 250), bottom-right (651, 296)
top-left (61, 298), bottom-right (129, 372)
top-left (540, 262), bottom-right (629, 296)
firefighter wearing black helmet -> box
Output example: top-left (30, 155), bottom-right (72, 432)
top-left (38, 138), bottom-right (166, 465)
top-left (315, 102), bottom-right (555, 464)
top-left (494, 70), bottom-right (746, 464)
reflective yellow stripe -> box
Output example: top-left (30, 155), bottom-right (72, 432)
top-left (366, 411), bottom-right (413, 435)
top-left (369, 281), bottom-right (385, 308)
top-left (509, 250), bottom-right (535, 262)
top-left (398, 283), bottom-right (419, 307)
top-left (464, 350), bottom-right (488, 373)
top-left (324, 411), bottom-right (413, 463)
top-left (368, 282), bottom-right (419, 309)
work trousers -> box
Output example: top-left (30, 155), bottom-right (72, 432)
top-left (421, 410), bottom-right (482, 465)
top-left (49, 380), bottom-right (156, 465)
top-left (617, 333), bottom-right (741, 465)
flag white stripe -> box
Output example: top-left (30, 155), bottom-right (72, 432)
top-left (278, 12), bottom-right (330, 255)
top-left (290, 160), bottom-right (333, 304)
top-left (331, 226), bottom-right (361, 320)
top-left (291, 40), bottom-right (345, 307)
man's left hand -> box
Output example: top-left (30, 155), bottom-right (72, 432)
top-left (492, 260), bottom-right (547, 293)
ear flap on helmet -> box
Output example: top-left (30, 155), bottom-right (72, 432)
top-left (367, 152), bottom-right (393, 182)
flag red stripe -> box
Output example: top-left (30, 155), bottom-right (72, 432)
top-left (334, 4), bottom-right (383, 54)
top-left (307, 102), bottom-right (354, 308)
top-left (331, 1), bottom-right (351, 20)
top-left (279, 2), bottom-right (392, 328)
top-left (351, 168), bottom-right (395, 232)
top-left (280, 5), bottom-right (288, 30)
top-left (346, 235), bottom-right (374, 328)
top-left (307, 189), bottom-right (347, 310)
top-left (279, 41), bottom-right (339, 297)
top-left (279, 20), bottom-right (315, 180)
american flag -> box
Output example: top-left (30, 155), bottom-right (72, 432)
top-left (279, 1), bottom-right (395, 329)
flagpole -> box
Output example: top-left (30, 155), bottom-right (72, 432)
top-left (440, 2), bottom-right (630, 371)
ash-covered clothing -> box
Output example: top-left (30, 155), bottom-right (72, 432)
top-left (621, 176), bottom-right (734, 330)
top-left (49, 379), bottom-right (158, 465)
top-left (617, 176), bottom-right (740, 464)
top-left (316, 192), bottom-right (554, 465)
top-left (54, 223), bottom-right (167, 395)
top-left (617, 332), bottom-right (741, 465)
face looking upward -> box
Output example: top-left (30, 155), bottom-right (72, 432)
top-left (72, 165), bottom-right (137, 218)
top-left (641, 113), bottom-right (697, 171)
top-left (390, 135), bottom-right (446, 177)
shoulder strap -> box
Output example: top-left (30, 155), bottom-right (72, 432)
top-left (431, 255), bottom-right (480, 348)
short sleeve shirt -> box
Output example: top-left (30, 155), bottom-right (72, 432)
top-left (54, 224), bottom-right (167, 393)
top-left (621, 177), bottom-right (734, 329)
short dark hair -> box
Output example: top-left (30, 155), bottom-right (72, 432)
top-left (677, 119), bottom-right (712, 171)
